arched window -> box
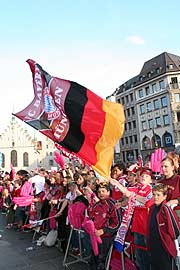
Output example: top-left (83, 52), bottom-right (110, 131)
top-left (162, 132), bottom-right (173, 147)
top-left (23, 152), bottom-right (29, 167)
top-left (11, 150), bottom-right (17, 167)
top-left (1, 153), bottom-right (5, 168)
top-left (142, 136), bottom-right (151, 150)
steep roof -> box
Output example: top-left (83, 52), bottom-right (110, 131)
top-left (116, 52), bottom-right (180, 94)
top-left (140, 52), bottom-right (180, 74)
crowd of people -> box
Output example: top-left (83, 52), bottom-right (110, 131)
top-left (0, 151), bottom-right (180, 270)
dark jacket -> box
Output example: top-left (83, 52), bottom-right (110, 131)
top-left (89, 198), bottom-right (120, 237)
top-left (147, 201), bottom-right (180, 259)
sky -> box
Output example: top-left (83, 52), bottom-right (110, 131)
top-left (0, 0), bottom-right (180, 133)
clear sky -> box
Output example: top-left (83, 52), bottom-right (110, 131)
top-left (0, 0), bottom-right (180, 133)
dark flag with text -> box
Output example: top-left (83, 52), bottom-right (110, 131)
top-left (14, 60), bottom-right (125, 177)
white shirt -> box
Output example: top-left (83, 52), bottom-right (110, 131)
top-left (30, 174), bottom-right (45, 195)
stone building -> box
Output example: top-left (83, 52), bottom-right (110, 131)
top-left (0, 116), bottom-right (57, 172)
top-left (113, 52), bottom-right (180, 163)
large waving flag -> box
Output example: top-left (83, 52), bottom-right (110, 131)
top-left (13, 60), bottom-right (125, 177)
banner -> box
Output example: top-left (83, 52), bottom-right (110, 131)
top-left (13, 60), bottom-right (125, 177)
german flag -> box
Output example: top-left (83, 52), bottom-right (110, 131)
top-left (14, 60), bottom-right (125, 177)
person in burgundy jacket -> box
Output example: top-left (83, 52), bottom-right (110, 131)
top-left (147, 183), bottom-right (180, 270)
top-left (160, 157), bottom-right (180, 208)
top-left (88, 182), bottom-right (120, 270)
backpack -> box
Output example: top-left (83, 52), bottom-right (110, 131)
top-left (68, 195), bottom-right (88, 229)
top-left (44, 229), bottom-right (58, 247)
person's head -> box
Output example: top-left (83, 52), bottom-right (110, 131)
top-left (97, 182), bottom-right (110, 200)
top-left (73, 172), bottom-right (84, 186)
top-left (49, 172), bottom-right (60, 185)
top-left (167, 152), bottom-right (179, 173)
top-left (39, 167), bottom-right (46, 177)
top-left (152, 183), bottom-right (168, 206)
top-left (87, 176), bottom-right (97, 191)
top-left (14, 180), bottom-right (21, 188)
top-left (127, 164), bottom-right (138, 186)
top-left (161, 157), bottom-right (175, 179)
top-left (88, 170), bottom-right (96, 178)
top-left (139, 167), bottom-right (152, 186)
top-left (62, 175), bottom-right (72, 186)
top-left (111, 161), bottom-right (126, 179)
top-left (2, 188), bottom-right (9, 197)
top-left (16, 170), bottom-right (30, 183)
top-left (68, 181), bottom-right (77, 192)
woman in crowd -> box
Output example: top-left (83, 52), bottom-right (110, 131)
top-left (160, 157), bottom-right (180, 208)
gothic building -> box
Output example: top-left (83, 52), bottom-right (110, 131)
top-left (0, 116), bottom-right (57, 172)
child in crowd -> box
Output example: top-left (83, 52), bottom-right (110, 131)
top-left (111, 161), bottom-right (127, 201)
top-left (88, 182), bottom-right (120, 270)
top-left (110, 166), bottom-right (154, 270)
top-left (147, 183), bottom-right (180, 270)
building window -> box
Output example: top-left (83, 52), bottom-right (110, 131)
top-left (163, 115), bottom-right (170, 125)
top-left (131, 107), bottom-right (135, 115)
top-left (117, 98), bottom-right (120, 103)
top-left (2, 153), bottom-right (5, 168)
top-left (140, 104), bottom-right (145, 114)
top-left (145, 86), bottom-right (151, 96)
top-left (133, 120), bottom-right (136, 128)
top-left (148, 119), bottom-right (154, 129)
top-left (154, 99), bottom-right (160, 109)
top-left (23, 152), bottom-right (29, 167)
top-left (147, 102), bottom-right (152, 112)
top-left (126, 96), bottom-right (129, 103)
top-left (130, 93), bottom-right (133, 101)
top-left (121, 138), bottom-right (124, 146)
top-left (129, 136), bottom-right (133, 143)
top-left (125, 123), bottom-right (127, 131)
top-left (152, 83), bottom-right (157, 92)
top-left (159, 80), bottom-right (165, 90)
top-left (171, 77), bottom-right (178, 84)
top-left (177, 112), bottom-right (180, 122)
top-left (49, 160), bottom-right (54, 166)
top-left (161, 96), bottom-right (167, 107)
top-left (11, 150), bottom-right (17, 167)
top-left (139, 89), bottom-right (144, 98)
top-left (147, 72), bottom-right (151, 78)
top-left (134, 135), bottom-right (137, 143)
top-left (125, 137), bottom-right (128, 144)
top-left (155, 117), bottom-right (161, 127)
top-left (156, 67), bottom-right (160, 74)
top-left (162, 132), bottom-right (173, 147)
top-left (121, 97), bottom-right (125, 105)
top-left (128, 122), bottom-right (131, 130)
top-left (127, 108), bottom-right (130, 116)
top-left (169, 64), bottom-right (174, 69)
top-left (142, 121), bottom-right (147, 130)
top-left (175, 93), bottom-right (180, 102)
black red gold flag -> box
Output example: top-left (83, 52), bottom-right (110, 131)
top-left (13, 60), bottom-right (125, 177)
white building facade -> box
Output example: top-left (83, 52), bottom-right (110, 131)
top-left (0, 116), bottom-right (57, 172)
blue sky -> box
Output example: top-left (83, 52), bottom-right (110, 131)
top-left (0, 0), bottom-right (180, 132)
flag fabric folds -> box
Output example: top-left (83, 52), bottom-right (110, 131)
top-left (13, 60), bottom-right (125, 177)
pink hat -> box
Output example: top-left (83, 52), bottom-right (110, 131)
top-left (127, 164), bottom-right (138, 175)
